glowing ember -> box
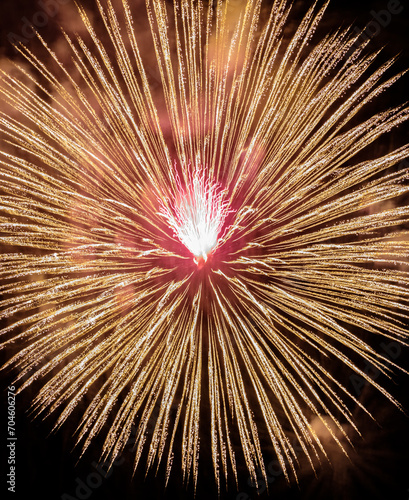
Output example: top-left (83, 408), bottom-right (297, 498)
top-left (159, 168), bottom-right (230, 264)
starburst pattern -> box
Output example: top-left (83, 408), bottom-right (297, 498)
top-left (0, 0), bottom-right (409, 492)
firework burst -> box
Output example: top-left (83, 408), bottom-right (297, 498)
top-left (0, 0), bottom-right (409, 493)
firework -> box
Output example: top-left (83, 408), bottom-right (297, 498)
top-left (0, 0), bottom-right (408, 493)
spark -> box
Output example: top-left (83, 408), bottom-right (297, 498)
top-left (0, 0), bottom-right (408, 493)
top-left (158, 166), bottom-right (231, 264)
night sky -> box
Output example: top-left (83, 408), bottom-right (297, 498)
top-left (1, 1), bottom-right (409, 499)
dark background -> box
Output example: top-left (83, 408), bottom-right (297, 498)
top-left (0, 1), bottom-right (409, 499)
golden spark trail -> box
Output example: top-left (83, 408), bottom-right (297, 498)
top-left (0, 0), bottom-right (409, 492)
